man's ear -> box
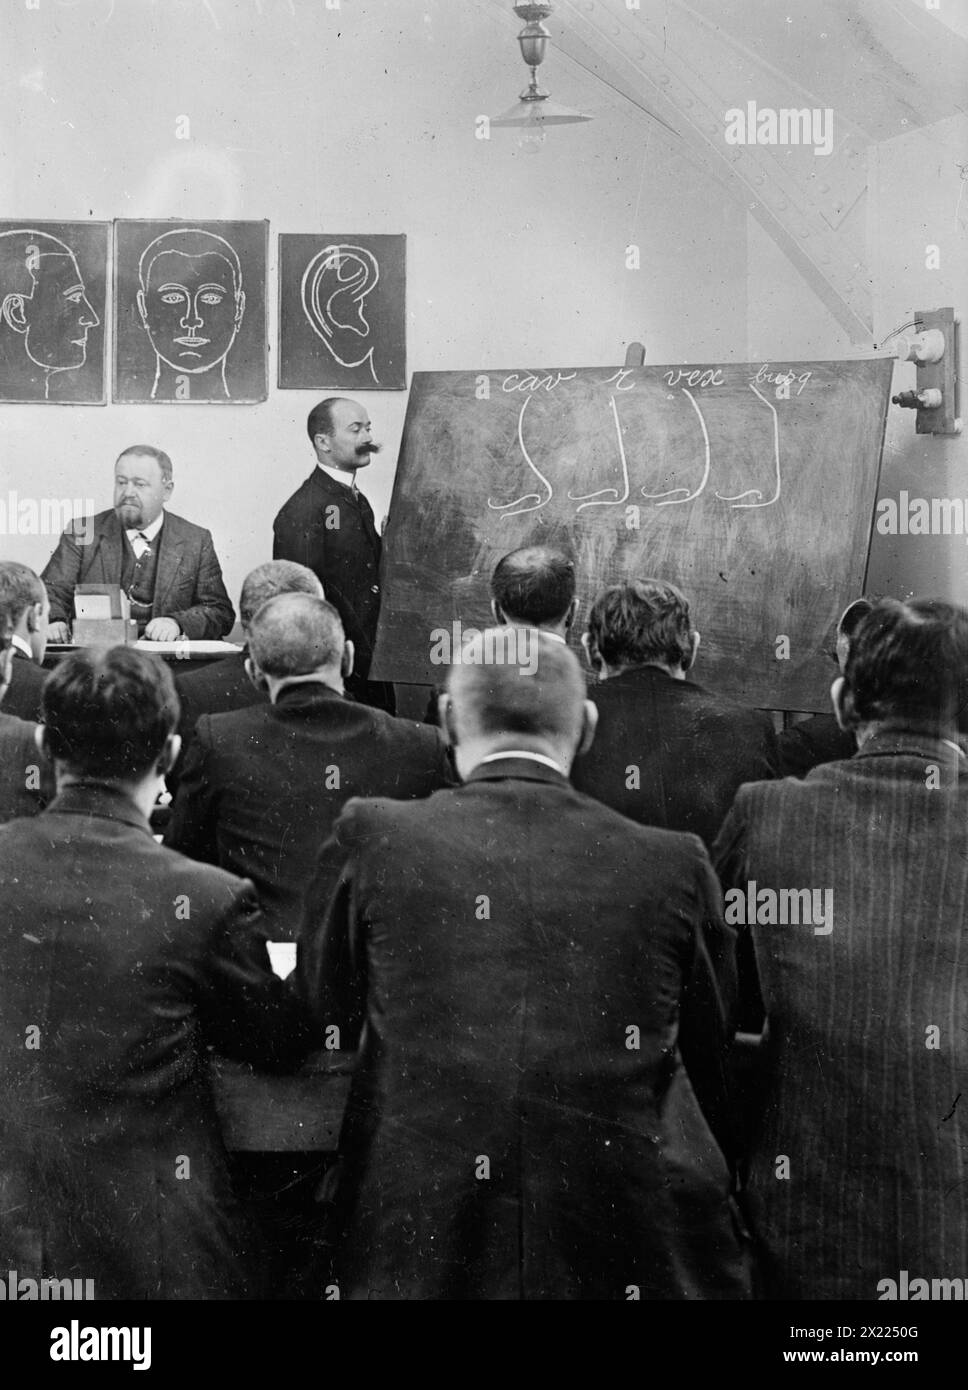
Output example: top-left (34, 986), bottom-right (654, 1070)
top-left (314, 432), bottom-right (330, 455)
top-left (831, 676), bottom-right (850, 731)
top-left (159, 732), bottom-right (181, 777)
top-left (684, 630), bottom-right (701, 672)
top-left (438, 693), bottom-right (458, 749)
top-left (34, 722), bottom-right (52, 761)
top-left (27, 601), bottom-right (42, 635)
top-left (577, 699), bottom-right (598, 757)
top-left (245, 656), bottom-right (268, 693)
top-left (580, 631), bottom-right (600, 674)
top-left (135, 289), bottom-right (148, 328)
top-left (565, 596), bottom-right (580, 632)
top-left (234, 289), bottom-right (246, 329)
top-left (0, 644), bottom-right (13, 702)
top-left (2, 293), bottom-right (27, 335)
top-left (341, 640), bottom-right (355, 680)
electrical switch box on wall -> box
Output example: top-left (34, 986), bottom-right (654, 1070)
top-left (891, 308), bottom-right (961, 435)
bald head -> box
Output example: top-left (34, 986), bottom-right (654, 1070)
top-left (491, 545), bottom-right (577, 632)
top-left (444, 630), bottom-right (594, 777)
top-left (239, 560), bottom-right (323, 630)
top-left (247, 593), bottom-right (345, 680)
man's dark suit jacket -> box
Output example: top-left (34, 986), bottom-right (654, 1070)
top-left (0, 712), bottom-right (53, 822)
top-left (571, 664), bottom-right (780, 848)
top-left (777, 712), bottom-right (857, 777)
top-left (272, 467), bottom-right (393, 710)
top-left (296, 757), bottom-right (750, 1301)
top-left (168, 650), bottom-right (263, 798)
top-left (0, 783), bottom-right (313, 1299)
top-left (1, 648), bottom-right (47, 722)
top-left (174, 650), bottom-right (259, 737)
top-left (713, 730), bottom-right (968, 1300)
top-left (41, 508), bottom-right (235, 639)
top-left (165, 683), bottom-right (453, 941)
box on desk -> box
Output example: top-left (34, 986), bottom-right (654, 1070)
top-left (72, 585), bottom-right (138, 647)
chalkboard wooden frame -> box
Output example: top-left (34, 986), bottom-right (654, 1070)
top-left (371, 359), bottom-right (894, 713)
top-left (277, 232), bottom-right (407, 391)
top-left (0, 220), bottom-right (109, 405)
top-left (112, 218), bottom-right (268, 404)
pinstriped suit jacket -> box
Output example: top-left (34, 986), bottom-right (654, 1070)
top-left (713, 728), bottom-right (968, 1300)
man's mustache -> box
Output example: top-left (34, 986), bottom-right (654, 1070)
top-left (356, 442), bottom-right (381, 455)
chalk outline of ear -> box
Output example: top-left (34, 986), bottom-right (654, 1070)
top-left (2, 293), bottom-right (28, 335)
top-left (300, 243), bottom-right (380, 384)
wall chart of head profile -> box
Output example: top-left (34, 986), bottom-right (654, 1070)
top-left (278, 233), bottom-right (406, 391)
top-left (0, 221), bottom-right (108, 404)
top-left (113, 219), bottom-right (268, 403)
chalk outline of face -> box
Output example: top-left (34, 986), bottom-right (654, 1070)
top-left (300, 243), bottom-right (380, 384)
top-left (136, 229), bottom-right (245, 388)
top-left (0, 230), bottom-right (101, 380)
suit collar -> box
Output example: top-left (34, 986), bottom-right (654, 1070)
top-left (855, 726), bottom-right (966, 764)
top-left (88, 510), bottom-right (188, 612)
top-left (10, 634), bottom-right (33, 660)
top-left (45, 781), bottom-right (154, 835)
top-left (600, 663), bottom-right (703, 694)
top-left (465, 754), bottom-right (570, 787)
top-left (308, 465), bottom-right (375, 519)
top-left (272, 681), bottom-right (347, 710)
top-left (152, 515), bottom-right (185, 614)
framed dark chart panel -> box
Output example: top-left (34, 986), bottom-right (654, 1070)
top-left (278, 233), bottom-right (406, 391)
top-left (0, 220), bottom-right (108, 404)
top-left (113, 219), bottom-right (268, 403)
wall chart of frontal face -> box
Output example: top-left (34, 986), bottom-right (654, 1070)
top-left (278, 233), bottom-right (406, 391)
top-left (113, 219), bottom-right (268, 404)
top-left (0, 221), bottom-right (108, 405)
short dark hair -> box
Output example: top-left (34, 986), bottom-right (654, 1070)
top-left (490, 546), bottom-right (576, 627)
top-left (586, 579), bottom-right (693, 672)
top-left (307, 398), bottom-right (352, 445)
top-left (41, 647), bottom-right (179, 779)
top-left (248, 593), bottom-right (344, 678)
top-left (0, 561), bottom-right (46, 632)
top-left (239, 560), bottom-right (323, 628)
top-left (841, 597), bottom-right (968, 732)
top-left (116, 445), bottom-right (173, 483)
top-left (448, 632), bottom-right (586, 743)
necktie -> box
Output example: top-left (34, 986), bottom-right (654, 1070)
top-left (132, 532), bottom-right (151, 559)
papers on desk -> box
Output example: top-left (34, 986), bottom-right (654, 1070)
top-left (133, 639), bottom-right (243, 656)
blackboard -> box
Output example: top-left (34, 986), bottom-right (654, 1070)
top-left (370, 359), bottom-right (894, 711)
top-left (278, 233), bottom-right (406, 391)
top-left (113, 219), bottom-right (267, 403)
top-left (0, 221), bottom-right (108, 404)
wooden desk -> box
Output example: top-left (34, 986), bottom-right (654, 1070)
top-left (212, 1050), bottom-right (352, 1153)
top-left (44, 640), bottom-right (242, 669)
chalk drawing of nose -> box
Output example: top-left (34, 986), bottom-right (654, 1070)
top-left (301, 243), bottom-right (380, 385)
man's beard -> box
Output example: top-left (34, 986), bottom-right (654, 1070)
top-left (117, 503), bottom-right (144, 527)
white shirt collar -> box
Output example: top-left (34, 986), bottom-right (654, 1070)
top-left (316, 462), bottom-right (358, 492)
top-left (125, 511), bottom-right (164, 544)
top-left (10, 633), bottom-right (33, 660)
top-left (477, 750), bottom-right (568, 776)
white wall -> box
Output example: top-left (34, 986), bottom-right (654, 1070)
top-left (0, 0), bottom-right (746, 613)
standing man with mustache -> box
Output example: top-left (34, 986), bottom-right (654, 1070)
top-left (273, 398), bottom-right (394, 713)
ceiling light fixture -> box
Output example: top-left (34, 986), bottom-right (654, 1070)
top-left (490, 2), bottom-right (593, 151)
